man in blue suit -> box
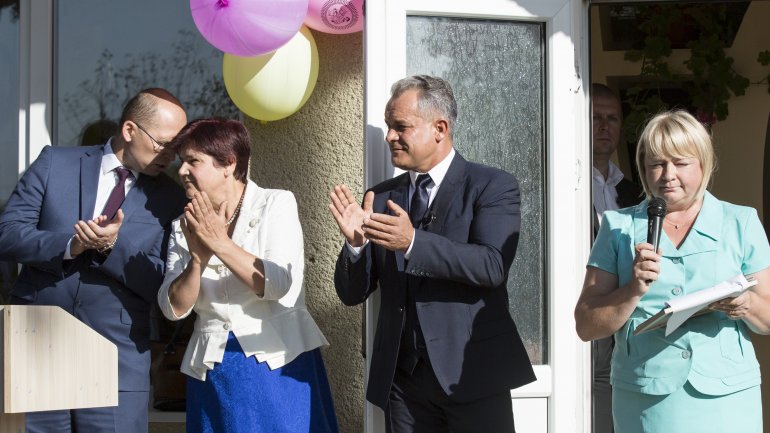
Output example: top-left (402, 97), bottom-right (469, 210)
top-left (0, 88), bottom-right (188, 433)
top-left (329, 75), bottom-right (535, 433)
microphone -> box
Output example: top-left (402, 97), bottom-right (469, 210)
top-left (647, 197), bottom-right (667, 253)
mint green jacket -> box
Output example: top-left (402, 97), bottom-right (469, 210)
top-left (589, 191), bottom-right (770, 396)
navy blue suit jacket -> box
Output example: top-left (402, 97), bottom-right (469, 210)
top-left (335, 153), bottom-right (536, 409)
top-left (0, 145), bottom-right (187, 392)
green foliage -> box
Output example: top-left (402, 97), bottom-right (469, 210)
top-left (622, 4), bottom-right (753, 146)
top-left (759, 50), bottom-right (770, 94)
top-left (760, 50), bottom-right (770, 66)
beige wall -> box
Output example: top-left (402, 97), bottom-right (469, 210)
top-left (245, 30), bottom-right (365, 433)
top-left (709, 1), bottom-right (770, 215)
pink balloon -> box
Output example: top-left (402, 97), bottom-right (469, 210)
top-left (191, 0), bottom-right (310, 57)
top-left (304, 0), bottom-right (363, 34)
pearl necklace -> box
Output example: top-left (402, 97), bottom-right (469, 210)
top-left (225, 189), bottom-right (246, 227)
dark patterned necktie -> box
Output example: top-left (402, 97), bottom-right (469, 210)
top-left (409, 174), bottom-right (433, 228)
top-left (100, 167), bottom-right (133, 220)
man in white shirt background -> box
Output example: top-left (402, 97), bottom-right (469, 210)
top-left (590, 82), bottom-right (643, 433)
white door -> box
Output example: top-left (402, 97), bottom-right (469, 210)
top-left (363, 1), bottom-right (593, 432)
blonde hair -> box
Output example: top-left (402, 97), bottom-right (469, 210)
top-left (635, 110), bottom-right (716, 201)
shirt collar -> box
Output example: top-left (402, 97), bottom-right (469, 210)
top-left (690, 190), bottom-right (722, 242)
top-left (102, 139), bottom-right (139, 179)
top-left (409, 148), bottom-right (455, 188)
top-left (633, 191), bottom-right (721, 258)
top-left (592, 160), bottom-right (624, 187)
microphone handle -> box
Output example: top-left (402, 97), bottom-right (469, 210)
top-left (648, 216), bottom-right (663, 252)
top-left (645, 216), bottom-right (663, 284)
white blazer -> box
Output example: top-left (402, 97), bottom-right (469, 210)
top-left (158, 180), bottom-right (329, 380)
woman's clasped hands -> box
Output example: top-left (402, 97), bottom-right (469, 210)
top-left (181, 191), bottom-right (229, 265)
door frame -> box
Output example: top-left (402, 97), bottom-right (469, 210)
top-left (363, 1), bottom-right (592, 432)
top-left (17, 0), bottom-right (53, 175)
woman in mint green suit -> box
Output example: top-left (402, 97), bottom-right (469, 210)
top-left (575, 110), bottom-right (770, 433)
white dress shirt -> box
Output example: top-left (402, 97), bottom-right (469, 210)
top-left (403, 148), bottom-right (455, 257)
top-left (93, 140), bottom-right (138, 219)
top-left (346, 149), bottom-right (456, 258)
top-left (158, 181), bottom-right (328, 380)
top-left (592, 160), bottom-right (624, 221)
top-left (64, 140), bottom-right (138, 259)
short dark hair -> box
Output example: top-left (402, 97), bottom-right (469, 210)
top-left (591, 83), bottom-right (620, 103)
top-left (389, 75), bottom-right (457, 135)
top-left (119, 88), bottom-right (184, 129)
top-left (172, 118), bottom-right (251, 183)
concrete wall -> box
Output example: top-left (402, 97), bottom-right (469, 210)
top-left (245, 29), bottom-right (365, 433)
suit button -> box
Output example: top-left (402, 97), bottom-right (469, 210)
top-left (672, 287), bottom-right (682, 296)
top-left (223, 323), bottom-right (230, 330)
top-left (672, 257), bottom-right (682, 264)
top-left (681, 350), bottom-right (691, 359)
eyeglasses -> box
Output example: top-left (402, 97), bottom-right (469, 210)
top-left (134, 122), bottom-right (171, 153)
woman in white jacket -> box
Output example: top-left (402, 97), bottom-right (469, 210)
top-left (158, 118), bottom-right (338, 433)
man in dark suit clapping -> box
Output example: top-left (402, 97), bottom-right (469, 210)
top-left (329, 75), bottom-right (535, 433)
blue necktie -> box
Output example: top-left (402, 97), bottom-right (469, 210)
top-left (409, 174), bottom-right (433, 228)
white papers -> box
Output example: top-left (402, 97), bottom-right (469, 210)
top-left (664, 274), bottom-right (756, 336)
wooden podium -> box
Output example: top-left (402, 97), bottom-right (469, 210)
top-left (0, 305), bottom-right (118, 433)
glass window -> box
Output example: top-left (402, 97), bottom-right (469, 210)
top-left (0, 0), bottom-right (20, 301)
top-left (407, 16), bottom-right (547, 364)
top-left (0, 1), bottom-right (19, 208)
top-left (55, 0), bottom-right (238, 147)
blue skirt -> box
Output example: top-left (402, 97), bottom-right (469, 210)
top-left (186, 333), bottom-right (340, 433)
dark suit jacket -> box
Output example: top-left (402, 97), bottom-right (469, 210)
top-left (0, 144), bottom-right (187, 392)
top-left (335, 153), bottom-right (535, 409)
top-left (615, 178), bottom-right (643, 209)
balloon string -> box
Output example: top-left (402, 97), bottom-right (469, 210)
top-left (216, 0), bottom-right (229, 8)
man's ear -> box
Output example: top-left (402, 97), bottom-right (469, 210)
top-left (121, 121), bottom-right (136, 143)
top-left (434, 118), bottom-right (449, 141)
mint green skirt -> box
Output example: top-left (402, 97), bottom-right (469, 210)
top-left (612, 381), bottom-right (761, 433)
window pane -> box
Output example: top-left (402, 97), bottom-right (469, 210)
top-left (55, 0), bottom-right (238, 147)
top-left (0, 1), bottom-right (19, 208)
top-left (406, 16), bottom-right (547, 364)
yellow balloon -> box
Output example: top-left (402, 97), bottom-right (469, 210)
top-left (223, 26), bottom-right (319, 121)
